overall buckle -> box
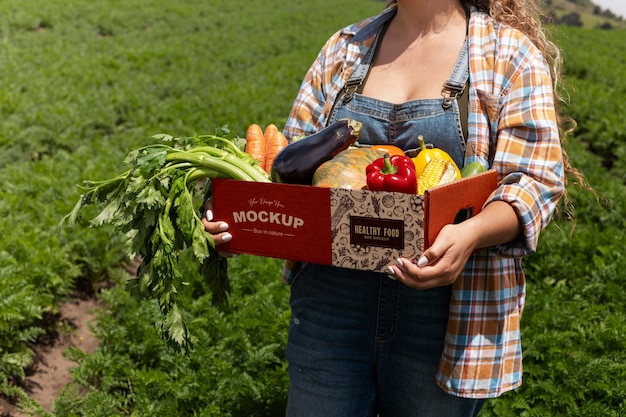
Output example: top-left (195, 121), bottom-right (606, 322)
top-left (441, 81), bottom-right (465, 110)
top-left (343, 79), bottom-right (363, 104)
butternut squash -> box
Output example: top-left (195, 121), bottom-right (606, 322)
top-left (312, 148), bottom-right (386, 190)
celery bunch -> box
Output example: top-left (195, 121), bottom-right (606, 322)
top-left (63, 130), bottom-right (270, 351)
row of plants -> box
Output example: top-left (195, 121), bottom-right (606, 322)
top-left (554, 26), bottom-right (626, 177)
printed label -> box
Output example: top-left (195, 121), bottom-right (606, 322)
top-left (212, 179), bottom-right (333, 266)
top-left (349, 216), bottom-right (404, 249)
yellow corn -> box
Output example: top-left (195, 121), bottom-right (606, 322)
top-left (417, 158), bottom-right (457, 195)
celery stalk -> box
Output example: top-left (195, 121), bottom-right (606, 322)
top-left (61, 131), bottom-right (272, 351)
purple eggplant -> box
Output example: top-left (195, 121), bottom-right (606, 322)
top-left (270, 119), bottom-right (362, 185)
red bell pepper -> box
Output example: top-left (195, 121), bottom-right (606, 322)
top-left (366, 153), bottom-right (417, 194)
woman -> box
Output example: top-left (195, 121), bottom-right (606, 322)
top-left (205, 0), bottom-right (573, 415)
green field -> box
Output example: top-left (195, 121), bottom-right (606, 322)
top-left (1, 0), bottom-right (625, 416)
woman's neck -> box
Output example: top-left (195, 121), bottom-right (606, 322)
top-left (359, 0), bottom-right (469, 103)
top-left (393, 0), bottom-right (466, 38)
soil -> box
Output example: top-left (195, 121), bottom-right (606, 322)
top-left (0, 261), bottom-right (141, 417)
top-left (0, 294), bottom-right (102, 417)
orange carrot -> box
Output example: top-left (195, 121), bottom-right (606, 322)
top-left (245, 124), bottom-right (266, 167)
top-left (263, 124), bottom-right (279, 145)
top-left (261, 124), bottom-right (278, 172)
top-left (264, 126), bottom-right (288, 174)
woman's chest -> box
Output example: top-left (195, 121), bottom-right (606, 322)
top-left (361, 33), bottom-right (466, 103)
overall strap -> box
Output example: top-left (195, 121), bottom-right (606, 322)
top-left (341, 21), bottom-right (389, 105)
top-left (443, 5), bottom-right (471, 141)
top-left (328, 19), bottom-right (391, 124)
top-left (442, 39), bottom-right (470, 141)
top-left (325, 34), bottom-right (381, 126)
top-left (442, 39), bottom-right (469, 110)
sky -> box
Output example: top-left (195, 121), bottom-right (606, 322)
top-left (591, 0), bottom-right (626, 18)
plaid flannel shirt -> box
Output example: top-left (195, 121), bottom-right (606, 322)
top-left (282, 5), bottom-right (564, 398)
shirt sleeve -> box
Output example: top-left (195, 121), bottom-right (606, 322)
top-left (283, 30), bottom-right (348, 140)
top-left (283, 57), bottom-right (326, 140)
top-left (485, 45), bottom-right (565, 257)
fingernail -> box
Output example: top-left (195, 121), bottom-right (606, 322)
top-left (396, 258), bottom-right (404, 268)
top-left (218, 222), bottom-right (229, 231)
top-left (221, 233), bottom-right (232, 243)
top-left (417, 256), bottom-right (428, 268)
top-left (205, 210), bottom-right (213, 222)
top-left (386, 266), bottom-right (396, 278)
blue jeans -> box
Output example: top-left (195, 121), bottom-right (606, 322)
top-left (285, 264), bottom-right (485, 417)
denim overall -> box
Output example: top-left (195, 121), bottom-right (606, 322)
top-left (286, 27), bottom-right (485, 417)
top-left (328, 29), bottom-right (468, 167)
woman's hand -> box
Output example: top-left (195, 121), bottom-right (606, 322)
top-left (387, 201), bottom-right (522, 290)
top-left (388, 222), bottom-right (478, 290)
top-left (201, 198), bottom-right (235, 257)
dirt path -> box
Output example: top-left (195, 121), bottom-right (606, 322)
top-left (0, 297), bottom-right (101, 417)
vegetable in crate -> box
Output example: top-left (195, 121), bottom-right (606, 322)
top-left (460, 161), bottom-right (487, 178)
top-left (313, 147), bottom-right (386, 189)
top-left (270, 118), bottom-right (362, 185)
top-left (61, 130), bottom-right (270, 351)
top-left (263, 126), bottom-right (288, 174)
top-left (367, 144), bottom-right (405, 157)
top-left (366, 153), bottom-right (417, 194)
top-left (244, 124), bottom-right (266, 168)
top-left (408, 134), bottom-right (462, 194)
top-left (417, 157), bottom-right (459, 195)
top-left (244, 123), bottom-right (288, 174)
top-left (412, 135), bottom-right (461, 178)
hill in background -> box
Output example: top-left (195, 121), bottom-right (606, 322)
top-left (544, 0), bottom-right (625, 29)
